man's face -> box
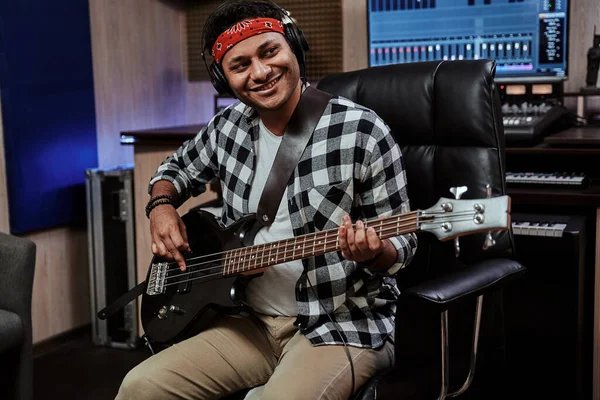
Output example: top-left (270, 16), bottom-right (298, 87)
top-left (221, 32), bottom-right (301, 112)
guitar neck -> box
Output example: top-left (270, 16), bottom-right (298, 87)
top-left (222, 212), bottom-right (420, 275)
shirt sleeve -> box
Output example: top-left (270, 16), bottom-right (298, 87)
top-left (147, 119), bottom-right (219, 204)
top-left (357, 112), bottom-right (418, 275)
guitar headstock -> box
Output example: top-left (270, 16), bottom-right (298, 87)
top-left (419, 195), bottom-right (511, 241)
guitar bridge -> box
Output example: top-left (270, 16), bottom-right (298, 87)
top-left (146, 262), bottom-right (168, 296)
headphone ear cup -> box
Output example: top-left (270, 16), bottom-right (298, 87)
top-left (283, 22), bottom-right (309, 75)
top-left (288, 24), bottom-right (309, 55)
top-left (209, 62), bottom-right (234, 97)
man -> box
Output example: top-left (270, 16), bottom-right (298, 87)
top-left (117, 1), bottom-right (417, 399)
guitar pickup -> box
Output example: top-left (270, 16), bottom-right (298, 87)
top-left (177, 264), bottom-right (195, 294)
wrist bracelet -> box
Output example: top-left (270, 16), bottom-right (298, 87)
top-left (145, 194), bottom-right (174, 215)
top-left (146, 198), bottom-right (174, 219)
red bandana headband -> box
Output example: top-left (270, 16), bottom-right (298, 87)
top-left (211, 17), bottom-right (285, 64)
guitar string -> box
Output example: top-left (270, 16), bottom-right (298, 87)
top-left (159, 212), bottom-right (478, 276)
top-left (158, 215), bottom-right (479, 288)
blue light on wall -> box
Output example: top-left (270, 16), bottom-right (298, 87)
top-left (0, 1), bottom-right (98, 234)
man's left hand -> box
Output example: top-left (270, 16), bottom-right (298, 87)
top-left (338, 215), bottom-right (384, 262)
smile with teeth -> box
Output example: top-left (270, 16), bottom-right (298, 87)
top-left (254, 76), bottom-right (280, 91)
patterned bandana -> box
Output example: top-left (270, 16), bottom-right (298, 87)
top-left (211, 17), bottom-right (285, 64)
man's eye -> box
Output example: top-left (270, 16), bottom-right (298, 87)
top-left (265, 47), bottom-right (278, 55)
top-left (231, 62), bottom-right (249, 72)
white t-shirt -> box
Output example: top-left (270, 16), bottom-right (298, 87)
top-left (244, 119), bottom-right (304, 316)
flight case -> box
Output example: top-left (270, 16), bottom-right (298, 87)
top-left (85, 165), bottom-right (139, 349)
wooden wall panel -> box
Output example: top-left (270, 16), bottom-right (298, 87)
top-left (342, 0), bottom-right (368, 72)
top-left (565, 0), bottom-right (600, 113)
top-left (89, 0), bottom-right (215, 169)
top-left (30, 227), bottom-right (90, 343)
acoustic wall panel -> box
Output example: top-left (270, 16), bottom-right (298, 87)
top-left (0, 0), bottom-right (98, 234)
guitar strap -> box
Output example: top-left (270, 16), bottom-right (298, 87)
top-left (256, 86), bottom-right (332, 226)
top-left (98, 86), bottom-right (332, 320)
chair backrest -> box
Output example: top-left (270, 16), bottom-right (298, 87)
top-left (317, 60), bottom-right (513, 279)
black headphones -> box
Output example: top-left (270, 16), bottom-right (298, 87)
top-left (201, 0), bottom-right (309, 97)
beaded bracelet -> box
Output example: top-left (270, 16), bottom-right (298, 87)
top-left (145, 198), bottom-right (175, 219)
top-left (145, 194), bottom-right (173, 216)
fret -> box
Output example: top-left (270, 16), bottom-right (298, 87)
top-left (240, 247), bottom-right (247, 272)
top-left (396, 217), bottom-right (400, 236)
top-left (269, 243), bottom-right (276, 265)
top-left (302, 235), bottom-right (307, 258)
top-left (312, 232), bottom-right (317, 257)
top-left (253, 244), bottom-right (260, 270)
top-left (228, 249), bottom-right (236, 275)
top-left (378, 219), bottom-right (383, 238)
top-left (226, 249), bottom-right (233, 275)
top-left (275, 241), bottom-right (280, 264)
top-left (245, 247), bottom-right (252, 271)
top-left (323, 231), bottom-right (328, 255)
top-left (284, 239), bottom-right (291, 262)
top-left (236, 248), bottom-right (243, 273)
top-left (261, 243), bottom-right (266, 269)
top-left (282, 241), bottom-right (288, 263)
top-left (292, 237), bottom-right (297, 262)
top-left (223, 251), bottom-right (229, 276)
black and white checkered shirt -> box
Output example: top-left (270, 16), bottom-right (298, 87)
top-left (149, 94), bottom-right (418, 349)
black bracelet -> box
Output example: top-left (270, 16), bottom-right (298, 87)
top-left (145, 194), bottom-right (174, 215)
top-left (145, 198), bottom-right (175, 219)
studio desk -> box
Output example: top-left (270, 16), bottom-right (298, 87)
top-left (504, 126), bottom-right (600, 400)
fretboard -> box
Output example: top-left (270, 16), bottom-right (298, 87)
top-left (222, 212), bottom-right (419, 275)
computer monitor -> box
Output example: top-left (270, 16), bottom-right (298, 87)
top-left (367, 0), bottom-right (569, 82)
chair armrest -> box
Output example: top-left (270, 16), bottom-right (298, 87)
top-left (0, 309), bottom-right (24, 353)
top-left (403, 258), bottom-right (525, 311)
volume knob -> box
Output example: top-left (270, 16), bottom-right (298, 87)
top-left (169, 305), bottom-right (186, 315)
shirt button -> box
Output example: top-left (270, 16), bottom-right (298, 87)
top-left (262, 214), bottom-right (269, 222)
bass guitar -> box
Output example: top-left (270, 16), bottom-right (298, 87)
top-left (140, 193), bottom-right (511, 345)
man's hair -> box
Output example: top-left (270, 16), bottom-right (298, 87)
top-left (203, 0), bottom-right (284, 53)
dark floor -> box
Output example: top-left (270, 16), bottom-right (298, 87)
top-left (33, 330), bottom-right (150, 400)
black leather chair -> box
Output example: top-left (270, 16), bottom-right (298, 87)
top-left (0, 232), bottom-right (37, 400)
top-left (317, 59), bottom-right (525, 400)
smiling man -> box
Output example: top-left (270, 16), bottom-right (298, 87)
top-left (116, 1), bottom-right (417, 399)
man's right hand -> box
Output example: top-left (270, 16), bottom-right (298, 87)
top-left (149, 204), bottom-right (190, 271)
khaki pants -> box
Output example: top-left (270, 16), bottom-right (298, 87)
top-left (116, 313), bottom-right (394, 400)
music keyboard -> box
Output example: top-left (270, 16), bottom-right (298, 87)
top-left (511, 213), bottom-right (581, 238)
top-left (512, 220), bottom-right (567, 237)
top-left (506, 172), bottom-right (586, 187)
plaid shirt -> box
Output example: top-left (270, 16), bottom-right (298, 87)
top-left (149, 94), bottom-right (418, 349)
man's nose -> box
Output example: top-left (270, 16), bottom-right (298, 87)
top-left (250, 60), bottom-right (272, 81)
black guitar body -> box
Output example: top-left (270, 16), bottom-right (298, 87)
top-left (141, 210), bottom-right (260, 345)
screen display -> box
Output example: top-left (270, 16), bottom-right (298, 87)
top-left (367, 0), bottom-right (568, 82)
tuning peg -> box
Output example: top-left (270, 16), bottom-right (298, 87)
top-left (449, 186), bottom-right (468, 257)
top-left (482, 184), bottom-right (496, 250)
top-left (449, 186), bottom-right (468, 200)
